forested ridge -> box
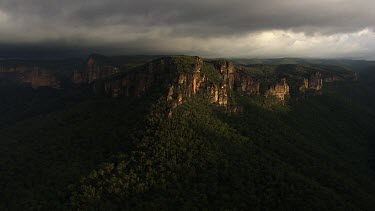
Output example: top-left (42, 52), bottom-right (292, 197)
top-left (0, 60), bottom-right (374, 210)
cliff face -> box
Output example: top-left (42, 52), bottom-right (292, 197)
top-left (215, 61), bottom-right (235, 89)
top-left (94, 57), bottom-right (189, 97)
top-left (166, 59), bottom-right (233, 109)
top-left (0, 55), bottom-right (356, 113)
top-left (308, 72), bottom-right (323, 90)
top-left (94, 56), bottom-right (343, 114)
top-left (69, 55), bottom-right (357, 108)
top-left (0, 65), bottom-right (60, 89)
top-left (0, 65), bottom-right (29, 73)
top-left (90, 57), bottom-right (238, 115)
top-left (73, 57), bottom-right (120, 84)
top-left (265, 78), bottom-right (290, 101)
top-left (28, 69), bottom-right (60, 89)
top-left (234, 70), bottom-right (260, 96)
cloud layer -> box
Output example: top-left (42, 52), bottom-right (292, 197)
top-left (0, 0), bottom-right (374, 59)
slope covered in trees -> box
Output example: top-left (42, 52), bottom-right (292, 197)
top-left (70, 76), bottom-right (375, 210)
top-left (0, 58), bottom-right (374, 210)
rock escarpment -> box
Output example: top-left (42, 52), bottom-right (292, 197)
top-left (0, 65), bottom-right (60, 88)
top-left (92, 57), bottom-right (236, 109)
top-left (308, 72), bottom-right (323, 90)
top-left (28, 69), bottom-right (61, 89)
top-left (92, 56), bottom-right (351, 114)
top-left (235, 73), bottom-right (260, 96)
top-left (0, 55), bottom-right (357, 114)
top-left (73, 56), bottom-right (120, 84)
top-left (165, 59), bottom-right (234, 112)
top-left (265, 78), bottom-right (290, 101)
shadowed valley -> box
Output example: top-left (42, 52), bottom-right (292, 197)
top-left (0, 55), bottom-right (374, 210)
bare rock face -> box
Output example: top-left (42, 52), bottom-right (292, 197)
top-left (0, 65), bottom-right (29, 81)
top-left (72, 70), bottom-right (85, 84)
top-left (265, 78), bottom-right (290, 101)
top-left (296, 72), bottom-right (324, 95)
top-left (299, 78), bottom-right (309, 91)
top-left (92, 56), bottom-right (238, 116)
top-left (165, 58), bottom-right (237, 116)
top-left (28, 69), bottom-right (60, 89)
top-left (93, 57), bottom-right (200, 98)
top-left (166, 59), bottom-right (237, 112)
top-left (214, 61), bottom-right (235, 89)
top-left (172, 58), bottom-right (235, 107)
top-left (308, 72), bottom-right (323, 90)
top-left (72, 55), bottom-right (358, 115)
top-left (0, 65), bottom-right (60, 89)
top-left (0, 55), bottom-right (357, 109)
top-left (73, 57), bottom-right (120, 84)
top-left (0, 65), bottom-right (29, 73)
top-left (95, 57), bottom-right (296, 115)
top-left (235, 73), bottom-right (260, 96)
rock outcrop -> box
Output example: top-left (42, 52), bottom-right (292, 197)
top-left (73, 56), bottom-right (120, 84)
top-left (234, 73), bottom-right (260, 95)
top-left (93, 57), bottom-right (293, 115)
top-left (166, 59), bottom-right (234, 108)
top-left (91, 57), bottom-right (234, 114)
top-left (308, 72), bottom-right (323, 90)
top-left (90, 55), bottom-right (360, 115)
top-left (0, 65), bottom-right (60, 89)
top-left (0, 55), bottom-right (357, 115)
top-left (28, 69), bottom-right (60, 89)
top-left (265, 78), bottom-right (290, 101)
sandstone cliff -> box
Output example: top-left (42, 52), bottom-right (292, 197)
top-left (265, 78), bottom-right (290, 101)
top-left (73, 56), bottom-right (120, 84)
top-left (234, 69), bottom-right (260, 96)
top-left (0, 64), bottom-right (60, 89)
top-left (308, 72), bottom-right (323, 90)
top-left (0, 55), bottom-right (357, 114)
top-left (92, 56), bottom-right (346, 114)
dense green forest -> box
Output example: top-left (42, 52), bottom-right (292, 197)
top-left (0, 61), bottom-right (375, 210)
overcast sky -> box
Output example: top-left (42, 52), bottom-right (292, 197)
top-left (0, 0), bottom-right (374, 59)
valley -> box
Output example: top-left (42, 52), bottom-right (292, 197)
top-left (0, 55), bottom-right (374, 210)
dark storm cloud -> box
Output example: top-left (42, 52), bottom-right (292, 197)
top-left (2, 0), bottom-right (374, 34)
top-left (0, 0), bottom-right (374, 58)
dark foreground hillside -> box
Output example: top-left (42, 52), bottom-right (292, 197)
top-left (0, 58), bottom-right (374, 210)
